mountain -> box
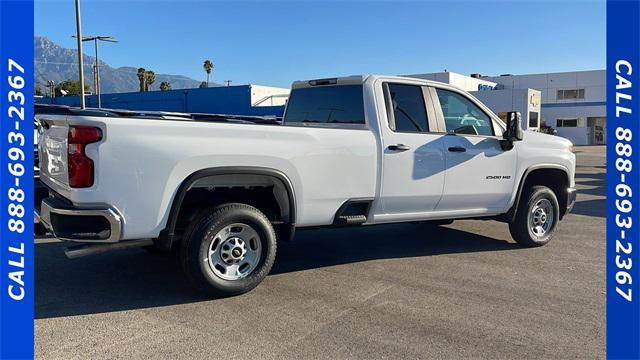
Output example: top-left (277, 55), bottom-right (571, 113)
top-left (34, 36), bottom-right (205, 94)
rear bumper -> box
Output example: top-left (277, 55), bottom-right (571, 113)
top-left (566, 187), bottom-right (577, 214)
top-left (35, 195), bottom-right (123, 243)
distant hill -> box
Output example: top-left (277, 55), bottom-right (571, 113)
top-left (34, 36), bottom-right (206, 94)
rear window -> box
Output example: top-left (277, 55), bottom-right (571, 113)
top-left (284, 85), bottom-right (365, 126)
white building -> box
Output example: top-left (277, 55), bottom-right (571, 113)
top-left (471, 88), bottom-right (542, 132)
top-left (250, 85), bottom-right (290, 107)
top-left (485, 70), bottom-right (606, 145)
top-left (405, 71), bottom-right (497, 92)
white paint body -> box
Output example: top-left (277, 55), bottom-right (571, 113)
top-left (38, 75), bottom-right (576, 241)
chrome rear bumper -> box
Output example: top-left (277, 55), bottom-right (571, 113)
top-left (36, 196), bottom-right (123, 243)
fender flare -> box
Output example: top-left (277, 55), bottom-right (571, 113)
top-left (157, 166), bottom-right (297, 250)
top-left (504, 164), bottom-right (570, 222)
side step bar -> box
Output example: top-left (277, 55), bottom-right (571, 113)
top-left (335, 215), bottom-right (367, 225)
top-left (333, 198), bottom-right (373, 226)
top-left (64, 239), bottom-right (153, 259)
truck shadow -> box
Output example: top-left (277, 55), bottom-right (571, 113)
top-left (570, 170), bottom-right (606, 218)
top-left (35, 224), bottom-right (520, 319)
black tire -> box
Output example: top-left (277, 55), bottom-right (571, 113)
top-left (180, 203), bottom-right (277, 297)
top-left (509, 185), bottom-right (560, 247)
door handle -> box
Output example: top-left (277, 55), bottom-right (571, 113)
top-left (448, 146), bottom-right (466, 153)
top-left (388, 144), bottom-right (411, 151)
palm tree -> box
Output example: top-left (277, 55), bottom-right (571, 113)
top-left (160, 81), bottom-right (171, 91)
top-left (144, 70), bottom-right (156, 91)
top-left (203, 60), bottom-right (214, 88)
top-left (137, 67), bottom-right (146, 92)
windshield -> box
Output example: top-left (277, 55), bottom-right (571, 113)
top-left (284, 85), bottom-right (365, 126)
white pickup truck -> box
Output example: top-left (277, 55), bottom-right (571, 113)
top-left (36, 75), bottom-right (576, 296)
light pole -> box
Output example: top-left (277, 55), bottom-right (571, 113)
top-left (47, 80), bottom-right (55, 103)
top-left (73, 35), bottom-right (118, 108)
top-left (74, 0), bottom-right (85, 108)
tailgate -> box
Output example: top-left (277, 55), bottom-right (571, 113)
top-left (37, 116), bottom-right (69, 188)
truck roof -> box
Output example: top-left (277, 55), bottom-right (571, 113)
top-left (292, 74), bottom-right (459, 90)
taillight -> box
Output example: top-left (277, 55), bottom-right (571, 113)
top-left (68, 126), bottom-right (102, 188)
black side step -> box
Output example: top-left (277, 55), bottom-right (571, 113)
top-left (333, 198), bottom-right (373, 226)
top-left (335, 215), bottom-right (367, 225)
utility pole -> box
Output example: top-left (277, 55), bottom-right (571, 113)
top-left (47, 80), bottom-right (55, 102)
top-left (72, 35), bottom-right (118, 108)
top-left (225, 80), bottom-right (232, 87)
top-left (92, 64), bottom-right (97, 94)
top-left (74, 0), bottom-right (85, 109)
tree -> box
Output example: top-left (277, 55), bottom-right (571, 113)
top-left (137, 67), bottom-right (146, 92)
top-left (34, 86), bottom-right (44, 96)
top-left (159, 81), bottom-right (171, 91)
top-left (199, 81), bottom-right (208, 89)
top-left (54, 79), bottom-right (89, 97)
top-left (137, 68), bottom-right (157, 91)
top-left (144, 70), bottom-right (156, 91)
top-left (203, 60), bottom-right (214, 88)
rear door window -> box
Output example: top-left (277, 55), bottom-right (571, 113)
top-left (386, 84), bottom-right (429, 133)
top-left (435, 88), bottom-right (494, 136)
top-left (284, 85), bottom-right (365, 126)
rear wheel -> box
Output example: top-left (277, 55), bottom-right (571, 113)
top-left (180, 203), bottom-right (276, 297)
top-left (509, 185), bottom-right (559, 247)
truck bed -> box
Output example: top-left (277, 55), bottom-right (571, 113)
top-left (36, 104), bottom-right (379, 240)
top-left (35, 104), bottom-right (283, 125)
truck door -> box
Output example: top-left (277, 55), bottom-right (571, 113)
top-left (376, 82), bottom-right (446, 220)
top-left (431, 87), bottom-right (516, 213)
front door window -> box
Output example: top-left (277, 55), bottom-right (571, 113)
top-left (435, 89), bottom-right (494, 136)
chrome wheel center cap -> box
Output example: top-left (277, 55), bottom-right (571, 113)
top-left (220, 237), bottom-right (247, 264)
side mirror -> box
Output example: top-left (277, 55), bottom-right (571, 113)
top-left (500, 112), bottom-right (523, 150)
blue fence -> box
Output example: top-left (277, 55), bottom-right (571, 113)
top-left (36, 85), bottom-right (285, 117)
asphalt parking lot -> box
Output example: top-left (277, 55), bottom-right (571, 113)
top-left (35, 146), bottom-right (606, 359)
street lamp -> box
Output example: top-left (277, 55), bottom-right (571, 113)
top-left (73, 35), bottom-right (118, 108)
top-left (47, 80), bottom-right (55, 99)
top-left (74, 0), bottom-right (85, 108)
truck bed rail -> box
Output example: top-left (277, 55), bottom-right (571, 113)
top-left (35, 104), bottom-right (282, 125)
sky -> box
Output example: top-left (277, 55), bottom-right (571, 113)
top-left (34, 0), bottom-right (606, 88)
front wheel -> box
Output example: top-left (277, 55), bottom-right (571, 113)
top-left (509, 185), bottom-right (559, 247)
top-left (180, 203), bottom-right (277, 297)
